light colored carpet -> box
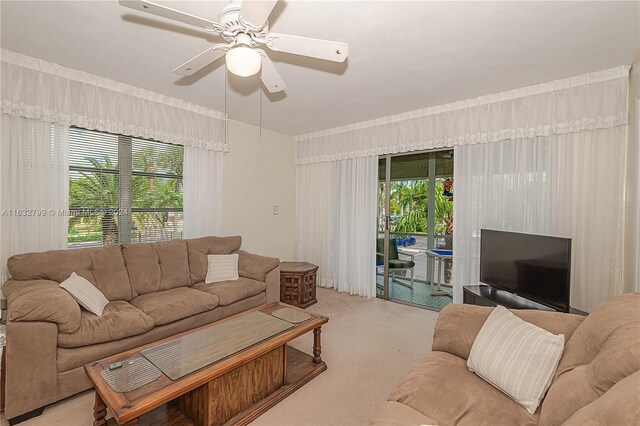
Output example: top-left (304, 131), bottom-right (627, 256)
top-left (0, 287), bottom-right (439, 426)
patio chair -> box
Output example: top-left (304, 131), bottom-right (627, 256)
top-left (376, 238), bottom-right (415, 288)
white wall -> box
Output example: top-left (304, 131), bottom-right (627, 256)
top-left (221, 120), bottom-right (296, 261)
top-left (625, 55), bottom-right (640, 293)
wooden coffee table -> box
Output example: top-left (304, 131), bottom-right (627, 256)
top-left (85, 302), bottom-right (328, 425)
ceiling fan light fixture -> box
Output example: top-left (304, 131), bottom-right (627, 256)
top-left (225, 46), bottom-right (262, 77)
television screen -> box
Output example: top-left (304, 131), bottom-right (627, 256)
top-left (480, 229), bottom-right (571, 312)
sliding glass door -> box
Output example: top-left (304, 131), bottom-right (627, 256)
top-left (376, 150), bottom-right (454, 310)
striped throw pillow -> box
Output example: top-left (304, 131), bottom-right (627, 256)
top-left (205, 253), bottom-right (239, 283)
top-left (467, 306), bottom-right (565, 414)
top-left (60, 272), bottom-right (109, 316)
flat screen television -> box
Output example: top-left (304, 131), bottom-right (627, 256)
top-left (480, 229), bottom-right (571, 312)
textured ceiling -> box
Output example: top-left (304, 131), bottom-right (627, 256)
top-left (1, 1), bottom-right (638, 135)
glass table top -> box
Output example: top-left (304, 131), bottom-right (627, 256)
top-left (140, 311), bottom-right (294, 380)
top-left (101, 356), bottom-right (162, 393)
top-left (271, 307), bottom-right (312, 324)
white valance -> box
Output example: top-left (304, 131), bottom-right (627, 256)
top-left (295, 66), bottom-right (629, 165)
top-left (1, 49), bottom-right (228, 151)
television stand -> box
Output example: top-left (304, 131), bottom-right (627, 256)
top-left (463, 285), bottom-right (559, 312)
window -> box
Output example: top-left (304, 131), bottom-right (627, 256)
top-left (69, 127), bottom-right (184, 247)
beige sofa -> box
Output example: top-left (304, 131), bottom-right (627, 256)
top-left (371, 292), bottom-right (640, 426)
top-left (2, 236), bottom-right (280, 423)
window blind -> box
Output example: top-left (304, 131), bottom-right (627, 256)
top-left (377, 150), bottom-right (454, 181)
top-left (69, 127), bottom-right (183, 247)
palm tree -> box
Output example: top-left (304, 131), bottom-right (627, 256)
top-left (69, 144), bottom-right (184, 245)
top-left (434, 180), bottom-right (453, 236)
top-left (130, 145), bottom-right (184, 240)
top-left (389, 179), bottom-right (453, 236)
top-left (69, 156), bottom-right (119, 245)
top-left (391, 180), bottom-right (426, 232)
top-left (391, 181), bottom-right (416, 215)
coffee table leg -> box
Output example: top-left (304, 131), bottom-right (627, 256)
top-left (93, 392), bottom-right (107, 426)
top-left (313, 327), bottom-right (322, 364)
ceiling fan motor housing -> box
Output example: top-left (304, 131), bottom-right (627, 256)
top-left (219, 2), bottom-right (241, 26)
top-left (219, 1), bottom-right (269, 33)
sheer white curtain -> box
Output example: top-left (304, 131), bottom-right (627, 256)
top-left (453, 126), bottom-right (626, 312)
top-left (296, 155), bottom-right (378, 297)
top-left (183, 146), bottom-right (223, 238)
top-left (0, 115), bottom-right (69, 283)
top-left (624, 58), bottom-right (640, 295)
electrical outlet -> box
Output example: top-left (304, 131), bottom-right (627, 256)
top-left (273, 205), bottom-right (278, 215)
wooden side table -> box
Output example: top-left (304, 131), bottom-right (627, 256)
top-left (280, 262), bottom-right (318, 308)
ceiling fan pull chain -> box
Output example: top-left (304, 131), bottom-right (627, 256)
top-left (260, 85), bottom-right (263, 138)
top-left (224, 69), bottom-right (228, 145)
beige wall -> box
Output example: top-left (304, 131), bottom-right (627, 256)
top-left (624, 55), bottom-right (640, 293)
top-left (221, 120), bottom-right (296, 261)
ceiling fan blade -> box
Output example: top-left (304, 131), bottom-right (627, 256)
top-left (240, 0), bottom-right (278, 27)
top-left (119, 0), bottom-right (219, 30)
top-left (264, 33), bottom-right (348, 63)
top-left (172, 45), bottom-right (228, 76)
top-left (257, 50), bottom-right (286, 93)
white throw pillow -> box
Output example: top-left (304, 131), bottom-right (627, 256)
top-left (467, 306), bottom-right (565, 414)
top-left (60, 272), bottom-right (109, 316)
top-left (205, 254), bottom-right (239, 284)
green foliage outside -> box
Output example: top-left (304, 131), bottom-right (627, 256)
top-left (385, 179), bottom-right (453, 235)
top-left (69, 144), bottom-right (184, 245)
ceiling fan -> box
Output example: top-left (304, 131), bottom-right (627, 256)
top-left (118, 0), bottom-right (349, 93)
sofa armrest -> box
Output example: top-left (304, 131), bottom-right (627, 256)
top-left (235, 250), bottom-right (280, 282)
top-left (264, 267), bottom-right (281, 304)
top-left (5, 321), bottom-right (59, 419)
top-left (3, 279), bottom-right (81, 333)
top-left (432, 304), bottom-right (585, 360)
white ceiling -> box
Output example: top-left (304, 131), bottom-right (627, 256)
top-left (1, 1), bottom-right (639, 136)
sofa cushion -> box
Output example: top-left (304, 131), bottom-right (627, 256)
top-left (58, 301), bottom-right (155, 348)
top-left (3, 279), bottom-right (82, 334)
top-left (7, 245), bottom-right (132, 301)
top-left (539, 292), bottom-right (640, 426)
top-left (193, 278), bottom-right (266, 306)
top-left (122, 240), bottom-right (191, 296)
top-left (57, 293), bottom-right (265, 373)
top-left (186, 236), bottom-right (242, 284)
top-left (387, 351), bottom-right (539, 426)
top-left (562, 370), bottom-right (640, 426)
top-left (370, 401), bottom-right (438, 426)
top-left (130, 287), bottom-right (219, 326)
